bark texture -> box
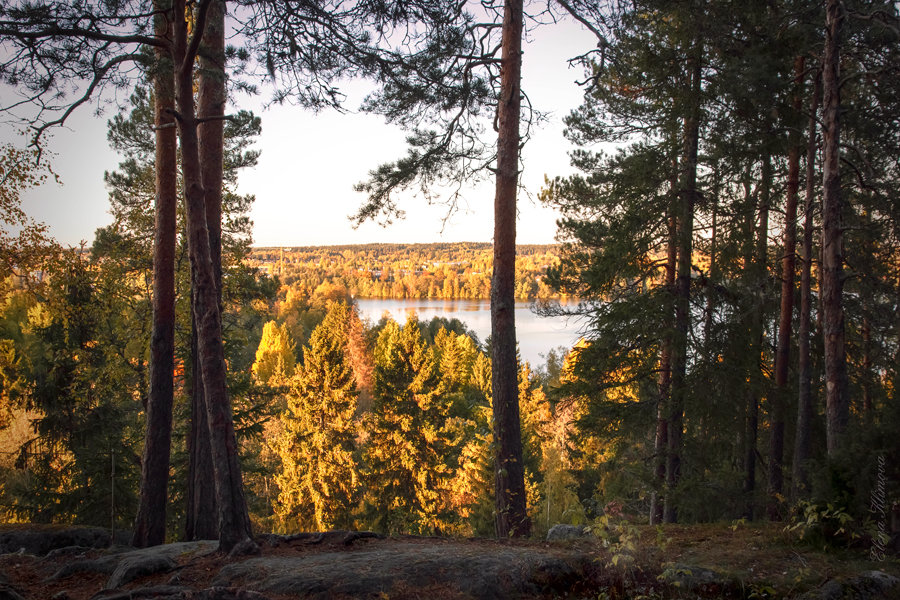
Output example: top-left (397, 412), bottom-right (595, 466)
top-left (768, 57), bottom-right (805, 520)
top-left (650, 186), bottom-right (676, 525)
top-left (186, 315), bottom-right (217, 540)
top-left (664, 46), bottom-right (701, 524)
top-left (186, 0), bottom-right (226, 543)
top-left (792, 71), bottom-right (819, 500)
top-left (822, 0), bottom-right (849, 456)
top-left (132, 0), bottom-right (177, 548)
top-left (742, 154), bottom-right (771, 521)
top-left (491, 0), bottom-right (530, 539)
top-left (174, 0), bottom-right (252, 552)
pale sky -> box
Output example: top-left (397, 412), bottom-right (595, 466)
top-left (12, 16), bottom-right (600, 248)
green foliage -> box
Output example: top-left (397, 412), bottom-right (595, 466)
top-left (276, 301), bottom-right (360, 531)
top-left (364, 315), bottom-right (454, 533)
top-left (0, 251), bottom-right (143, 526)
top-left (252, 321), bottom-right (296, 384)
top-left (535, 0), bottom-right (900, 527)
top-left (0, 142), bottom-right (55, 279)
top-left (589, 510), bottom-right (642, 572)
top-left (783, 500), bottom-right (860, 550)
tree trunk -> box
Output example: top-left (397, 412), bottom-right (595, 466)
top-left (186, 0), bottom-right (226, 543)
top-left (186, 313), bottom-right (217, 540)
top-left (894, 271), bottom-right (900, 410)
top-left (199, 0), bottom-right (225, 290)
top-left (132, 0), bottom-right (177, 548)
top-left (822, 0), bottom-right (849, 456)
top-left (792, 74), bottom-right (820, 498)
top-left (862, 313), bottom-right (872, 418)
top-left (664, 44), bottom-right (701, 525)
top-left (744, 153), bottom-right (771, 521)
top-left (650, 172), bottom-right (677, 525)
top-left (704, 165), bottom-right (719, 350)
top-left (792, 70), bottom-right (820, 500)
top-left (767, 56), bottom-right (805, 520)
top-left (491, 0), bottom-right (530, 539)
top-left (173, 0), bottom-right (252, 552)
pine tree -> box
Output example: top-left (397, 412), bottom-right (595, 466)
top-left (132, 0), bottom-right (178, 547)
top-left (490, 0), bottom-right (531, 539)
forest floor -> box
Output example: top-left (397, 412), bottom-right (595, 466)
top-left (0, 522), bottom-right (898, 599)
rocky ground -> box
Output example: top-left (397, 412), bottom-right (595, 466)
top-left (0, 524), bottom-right (899, 599)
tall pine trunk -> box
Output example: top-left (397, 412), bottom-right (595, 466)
top-left (491, 0), bottom-right (530, 538)
top-left (173, 0), bottom-right (252, 552)
top-left (650, 170), bottom-right (677, 525)
top-left (186, 0), bottom-right (226, 543)
top-left (664, 44), bottom-right (702, 524)
top-left (132, 0), bottom-right (177, 548)
top-left (187, 316), bottom-right (217, 539)
top-left (822, 0), bottom-right (849, 456)
top-left (792, 70), bottom-right (820, 500)
top-left (894, 271), bottom-right (900, 410)
top-left (743, 153), bottom-right (771, 521)
top-left (768, 56), bottom-right (805, 520)
top-left (704, 165), bottom-right (719, 349)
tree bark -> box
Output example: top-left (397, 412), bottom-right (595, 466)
top-left (650, 171), bottom-right (677, 525)
top-left (767, 56), bottom-right (805, 520)
top-left (742, 153), bottom-right (771, 521)
top-left (704, 165), bottom-right (719, 350)
top-left (187, 312), bottom-right (217, 540)
top-left (664, 44), bottom-right (701, 525)
top-left (132, 0), bottom-right (177, 548)
top-left (199, 0), bottom-right (225, 290)
top-left (792, 69), bottom-right (820, 500)
top-left (186, 0), bottom-right (226, 543)
top-left (491, 0), bottom-right (530, 539)
top-left (894, 271), bottom-right (900, 410)
top-left (173, 0), bottom-right (252, 552)
top-left (822, 0), bottom-right (849, 456)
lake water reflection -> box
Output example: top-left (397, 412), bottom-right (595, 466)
top-left (354, 298), bottom-right (585, 368)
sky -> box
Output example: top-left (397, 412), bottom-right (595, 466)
top-left (12, 15), bottom-right (600, 249)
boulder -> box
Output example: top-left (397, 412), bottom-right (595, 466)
top-left (659, 563), bottom-right (737, 596)
top-left (546, 524), bottom-right (591, 542)
top-left (0, 526), bottom-right (114, 556)
top-left (799, 570), bottom-right (900, 600)
top-left (105, 541), bottom-right (218, 589)
top-left (214, 542), bottom-right (592, 600)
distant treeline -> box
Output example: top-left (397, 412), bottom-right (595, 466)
top-left (246, 243), bottom-right (565, 300)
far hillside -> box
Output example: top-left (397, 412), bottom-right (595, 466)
top-left (246, 243), bottom-right (565, 300)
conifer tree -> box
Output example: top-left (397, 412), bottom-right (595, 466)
top-left (821, 0), bottom-right (849, 456)
top-left (133, 0), bottom-right (178, 548)
top-left (434, 327), bottom-right (478, 394)
top-left (252, 321), bottom-right (297, 384)
top-left (365, 315), bottom-right (454, 533)
top-left (276, 302), bottom-right (358, 531)
top-left (1, 250), bottom-right (144, 525)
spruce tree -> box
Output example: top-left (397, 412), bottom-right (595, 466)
top-left (276, 302), bottom-right (359, 531)
top-left (252, 321), bottom-right (297, 384)
top-left (364, 315), bottom-right (454, 534)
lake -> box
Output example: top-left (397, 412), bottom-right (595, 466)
top-left (354, 298), bottom-right (586, 368)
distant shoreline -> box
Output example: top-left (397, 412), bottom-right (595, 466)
top-left (250, 241), bottom-right (560, 252)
